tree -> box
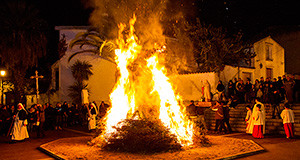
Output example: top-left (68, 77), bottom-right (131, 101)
top-left (0, 1), bottom-right (47, 103)
top-left (68, 29), bottom-right (115, 63)
top-left (68, 60), bottom-right (93, 104)
top-left (187, 19), bottom-right (255, 72)
top-left (70, 60), bottom-right (93, 83)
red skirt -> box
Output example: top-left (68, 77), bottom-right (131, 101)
top-left (284, 123), bottom-right (294, 138)
top-left (252, 125), bottom-right (264, 138)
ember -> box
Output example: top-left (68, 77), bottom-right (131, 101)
top-left (91, 15), bottom-right (195, 151)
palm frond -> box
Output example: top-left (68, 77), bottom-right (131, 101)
top-left (68, 49), bottom-right (98, 62)
top-left (68, 30), bottom-right (116, 62)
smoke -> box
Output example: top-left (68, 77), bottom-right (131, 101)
top-left (86, 0), bottom-right (166, 49)
top-left (85, 0), bottom-right (197, 73)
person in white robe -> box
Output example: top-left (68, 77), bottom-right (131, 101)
top-left (88, 103), bottom-right (98, 131)
top-left (246, 98), bottom-right (265, 134)
top-left (281, 103), bottom-right (295, 138)
top-left (11, 103), bottom-right (29, 141)
top-left (245, 105), bottom-right (252, 130)
top-left (252, 104), bottom-right (264, 138)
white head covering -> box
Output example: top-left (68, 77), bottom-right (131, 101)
top-left (17, 103), bottom-right (27, 113)
top-left (90, 102), bottom-right (98, 115)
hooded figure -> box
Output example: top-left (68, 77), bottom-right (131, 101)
top-left (88, 103), bottom-right (98, 131)
top-left (11, 103), bottom-right (29, 141)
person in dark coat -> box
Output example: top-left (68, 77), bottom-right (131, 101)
top-left (277, 76), bottom-right (285, 101)
top-left (55, 103), bottom-right (63, 130)
top-left (61, 101), bottom-right (69, 127)
top-left (44, 103), bottom-right (55, 130)
top-left (227, 80), bottom-right (235, 98)
top-left (223, 104), bottom-right (232, 133)
top-left (186, 100), bottom-right (197, 117)
top-left (284, 76), bottom-right (295, 104)
top-left (269, 83), bottom-right (281, 119)
top-left (217, 81), bottom-right (225, 101)
top-left (244, 79), bottom-right (252, 103)
top-left (0, 105), bottom-right (12, 136)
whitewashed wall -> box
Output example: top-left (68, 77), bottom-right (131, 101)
top-left (170, 72), bottom-right (218, 101)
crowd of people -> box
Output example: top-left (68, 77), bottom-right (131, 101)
top-left (217, 75), bottom-right (298, 105)
top-left (186, 74), bottom-right (298, 138)
top-left (0, 101), bottom-right (109, 142)
top-left (209, 98), bottom-right (295, 139)
top-left (216, 75), bottom-right (298, 118)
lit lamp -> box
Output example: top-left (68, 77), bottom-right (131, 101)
top-left (0, 70), bottom-right (6, 104)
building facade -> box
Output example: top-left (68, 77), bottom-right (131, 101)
top-left (49, 26), bottom-right (117, 105)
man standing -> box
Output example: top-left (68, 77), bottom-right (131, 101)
top-left (212, 101), bottom-right (226, 133)
top-left (223, 104), bottom-right (232, 133)
top-left (186, 100), bottom-right (197, 118)
top-left (55, 102), bottom-right (63, 130)
top-left (216, 81), bottom-right (225, 101)
top-left (0, 105), bottom-right (12, 136)
top-left (284, 76), bottom-right (295, 104)
top-left (10, 103), bottom-right (29, 142)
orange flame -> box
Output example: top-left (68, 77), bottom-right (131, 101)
top-left (100, 15), bottom-right (193, 146)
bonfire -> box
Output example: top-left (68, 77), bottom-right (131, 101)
top-left (91, 15), bottom-right (206, 153)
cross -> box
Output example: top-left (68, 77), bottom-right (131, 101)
top-left (30, 70), bottom-right (44, 103)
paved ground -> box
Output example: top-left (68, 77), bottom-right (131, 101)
top-left (0, 126), bottom-right (89, 160)
top-left (0, 125), bottom-right (299, 160)
top-left (224, 133), bottom-right (300, 160)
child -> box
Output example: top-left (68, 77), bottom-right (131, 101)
top-left (245, 105), bottom-right (252, 129)
top-left (252, 104), bottom-right (264, 138)
top-left (281, 103), bottom-right (295, 138)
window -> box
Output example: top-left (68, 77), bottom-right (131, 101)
top-left (244, 47), bottom-right (254, 67)
top-left (266, 68), bottom-right (273, 79)
top-left (245, 58), bottom-right (254, 67)
top-left (266, 43), bottom-right (273, 60)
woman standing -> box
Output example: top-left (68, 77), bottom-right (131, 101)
top-left (10, 103), bottom-right (29, 142)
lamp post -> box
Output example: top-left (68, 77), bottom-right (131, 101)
top-left (0, 70), bottom-right (6, 104)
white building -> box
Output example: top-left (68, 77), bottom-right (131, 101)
top-left (171, 36), bottom-right (285, 101)
top-left (220, 36), bottom-right (285, 83)
top-left (49, 26), bottom-right (117, 105)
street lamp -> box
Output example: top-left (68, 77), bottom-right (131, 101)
top-left (0, 70), bottom-right (6, 104)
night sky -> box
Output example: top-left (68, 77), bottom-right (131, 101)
top-left (35, 0), bottom-right (299, 37)
top-left (25, 0), bottom-right (300, 74)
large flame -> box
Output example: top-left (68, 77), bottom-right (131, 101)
top-left (100, 15), bottom-right (193, 146)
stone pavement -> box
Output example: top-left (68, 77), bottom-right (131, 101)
top-left (0, 127), bottom-right (87, 160)
top-left (1, 125), bottom-right (299, 160)
top-left (220, 133), bottom-right (300, 160)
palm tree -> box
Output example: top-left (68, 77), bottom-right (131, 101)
top-left (0, 1), bottom-right (47, 102)
top-left (68, 29), bottom-right (115, 63)
top-left (68, 60), bottom-right (93, 104)
top-left (71, 60), bottom-right (93, 83)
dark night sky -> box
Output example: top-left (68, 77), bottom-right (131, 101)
top-left (34, 0), bottom-right (299, 37)
top-left (30, 0), bottom-right (299, 73)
